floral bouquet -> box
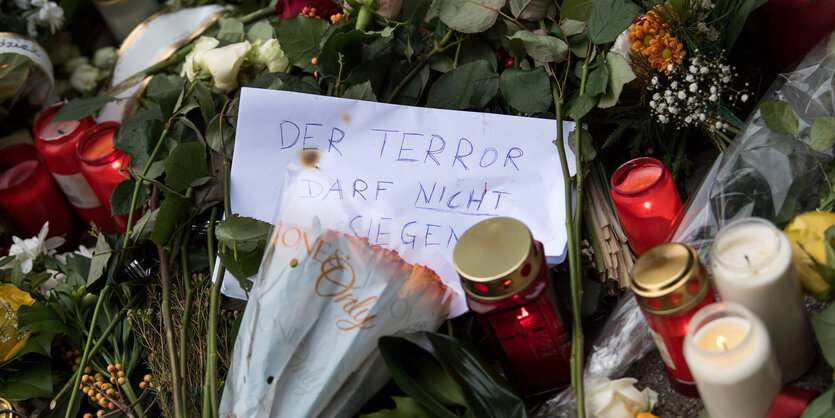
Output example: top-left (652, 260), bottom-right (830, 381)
top-left (220, 226), bottom-right (454, 417)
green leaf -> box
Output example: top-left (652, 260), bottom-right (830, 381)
top-left (509, 0), bottom-right (548, 21)
top-left (825, 226), bottom-right (835, 268)
top-left (216, 216), bottom-right (273, 253)
top-left (0, 360), bottom-right (52, 400)
top-left (0, 53), bottom-right (30, 103)
top-left (164, 142), bottom-right (209, 192)
top-left (17, 303), bottom-right (76, 338)
top-left (400, 0), bottom-right (433, 24)
top-left (274, 16), bottom-right (330, 72)
top-left (319, 30), bottom-right (367, 78)
top-left (194, 81), bottom-right (216, 125)
top-left (218, 17), bottom-right (246, 43)
top-left (219, 240), bottom-right (264, 286)
top-left (560, 19), bottom-right (587, 37)
top-left (801, 384), bottom-right (835, 418)
top-left (760, 99), bottom-right (799, 135)
top-left (560, 0), bottom-right (595, 21)
top-left (114, 108), bottom-right (164, 165)
top-left (811, 302), bottom-right (835, 368)
top-left (361, 397), bottom-right (432, 418)
top-left (565, 92), bottom-right (598, 119)
top-left (206, 113), bottom-right (236, 157)
top-left (52, 96), bottom-right (116, 122)
top-left (439, 0), bottom-right (504, 34)
top-left (569, 128), bottom-right (596, 161)
top-left (10, 261), bottom-right (22, 288)
top-left (507, 31), bottom-right (568, 63)
top-left (150, 193), bottom-right (190, 246)
top-left (598, 52), bottom-right (635, 108)
top-left (586, 0), bottom-right (641, 44)
top-left (343, 81), bottom-right (377, 101)
top-left (246, 20), bottom-right (275, 43)
top-left (379, 332), bottom-right (526, 418)
top-left (586, 56), bottom-right (608, 96)
top-left (811, 116), bottom-right (835, 152)
top-left (146, 74), bottom-right (184, 121)
top-left (426, 60), bottom-right (498, 110)
top-left (131, 208), bottom-right (158, 244)
top-left (110, 178), bottom-right (146, 216)
top-left (499, 67), bottom-right (551, 113)
top-left (87, 233), bottom-right (112, 288)
top-left (18, 332), bottom-right (54, 358)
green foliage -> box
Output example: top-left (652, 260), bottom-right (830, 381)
top-left (508, 31), bottom-right (568, 64)
top-left (811, 301), bottom-right (835, 368)
top-left (273, 16), bottom-right (330, 72)
top-left (216, 216), bottom-right (273, 288)
top-left (560, 0), bottom-right (595, 21)
top-left (147, 75), bottom-right (185, 121)
top-left (362, 397), bottom-right (432, 418)
top-left (150, 193), bottom-right (191, 245)
top-left (164, 142), bottom-right (209, 192)
top-left (218, 17), bottom-right (246, 43)
top-left (598, 52), bottom-right (634, 108)
top-left (426, 60), bottom-right (498, 110)
top-left (439, 0), bottom-right (504, 34)
top-left (760, 99), bottom-right (799, 135)
top-left (111, 178), bottom-right (147, 216)
top-left (0, 53), bottom-right (30, 104)
top-left (811, 116), bottom-right (835, 152)
top-left (0, 361), bottom-right (52, 400)
top-left (800, 385), bottom-right (835, 418)
top-left (586, 0), bottom-right (641, 44)
top-left (499, 67), bottom-right (551, 113)
top-left (114, 108), bottom-right (165, 165)
top-left (17, 303), bottom-right (79, 339)
top-left (87, 233), bottom-right (112, 288)
top-left (52, 96), bottom-right (116, 122)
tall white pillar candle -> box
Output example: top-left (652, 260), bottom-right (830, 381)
top-left (709, 217), bottom-right (813, 381)
top-left (684, 302), bottom-right (781, 418)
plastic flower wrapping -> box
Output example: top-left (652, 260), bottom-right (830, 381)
top-left (219, 223), bottom-right (455, 417)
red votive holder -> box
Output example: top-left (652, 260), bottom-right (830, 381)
top-left (631, 243), bottom-right (716, 398)
top-left (0, 147), bottom-right (75, 238)
top-left (610, 157), bottom-right (683, 256)
top-left (77, 122), bottom-right (135, 233)
top-left (454, 217), bottom-right (571, 399)
top-left (34, 102), bottom-right (115, 232)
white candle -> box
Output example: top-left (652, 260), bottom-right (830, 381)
top-left (38, 118), bottom-right (80, 140)
top-left (684, 302), bottom-right (781, 418)
top-left (709, 217), bottom-right (814, 381)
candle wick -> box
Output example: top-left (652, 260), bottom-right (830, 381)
top-left (744, 255), bottom-right (750, 265)
top-left (58, 129), bottom-right (65, 135)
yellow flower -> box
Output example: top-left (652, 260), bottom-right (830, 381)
top-left (636, 413), bottom-right (659, 418)
top-left (0, 283), bottom-right (36, 363)
top-left (784, 211), bottom-right (835, 300)
top-left (628, 21), bottom-right (663, 56)
top-left (647, 33), bottom-right (685, 73)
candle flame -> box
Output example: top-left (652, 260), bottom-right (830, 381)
top-left (716, 335), bottom-right (729, 351)
top-left (643, 201), bottom-right (651, 209)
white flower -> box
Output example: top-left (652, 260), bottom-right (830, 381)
top-left (182, 36), bottom-right (220, 82)
top-left (70, 63), bottom-right (100, 93)
top-left (689, 83), bottom-right (698, 93)
top-left (63, 56), bottom-right (89, 73)
top-left (36, 1), bottom-right (64, 34)
top-left (677, 91), bottom-right (686, 100)
top-left (7, 223), bottom-right (64, 274)
top-left (251, 39), bottom-right (290, 73)
top-left (741, 94), bottom-right (749, 102)
top-left (14, 0), bottom-right (30, 9)
top-left (26, 15), bottom-right (37, 37)
top-left (586, 376), bottom-right (657, 418)
top-left (200, 40), bottom-right (252, 93)
top-left (92, 47), bottom-right (117, 70)
top-left (610, 29), bottom-right (633, 65)
top-left (36, 270), bottom-right (66, 297)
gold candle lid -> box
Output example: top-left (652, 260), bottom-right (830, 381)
top-left (0, 398), bottom-right (13, 418)
top-left (453, 217), bottom-right (542, 301)
top-left (631, 243), bottom-right (710, 316)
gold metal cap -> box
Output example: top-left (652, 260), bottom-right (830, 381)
top-left (631, 243), bottom-right (710, 316)
top-left (453, 217), bottom-right (542, 301)
top-left (0, 397), bottom-right (13, 418)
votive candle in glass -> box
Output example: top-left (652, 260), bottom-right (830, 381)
top-left (631, 242), bottom-right (717, 397)
top-left (0, 157), bottom-right (74, 238)
top-left (77, 122), bottom-right (134, 233)
top-left (34, 103), bottom-right (115, 232)
top-left (610, 157), bottom-right (684, 256)
top-left (684, 302), bottom-right (781, 418)
top-left (454, 217), bottom-right (571, 398)
top-left (709, 217), bottom-right (814, 381)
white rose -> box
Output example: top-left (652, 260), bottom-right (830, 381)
top-left (69, 63), bottom-right (100, 93)
top-left (200, 41), bottom-right (251, 93)
top-left (182, 36), bottom-right (220, 82)
top-left (251, 39), bottom-right (289, 73)
top-left (92, 46), bottom-right (118, 70)
top-left (585, 376), bottom-right (657, 418)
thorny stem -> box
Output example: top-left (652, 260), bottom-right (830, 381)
top-left (202, 207), bottom-right (219, 418)
top-left (385, 29), bottom-right (455, 103)
top-left (156, 243), bottom-right (184, 418)
top-left (179, 209), bottom-right (193, 416)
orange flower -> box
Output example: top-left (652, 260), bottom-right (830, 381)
top-left (647, 33), bottom-right (685, 73)
top-left (627, 19), bottom-right (665, 56)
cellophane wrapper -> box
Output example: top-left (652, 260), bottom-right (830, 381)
top-left (535, 29), bottom-right (835, 417)
top-left (219, 224), bottom-right (454, 417)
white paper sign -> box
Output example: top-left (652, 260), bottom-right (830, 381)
top-left (227, 88), bottom-right (576, 316)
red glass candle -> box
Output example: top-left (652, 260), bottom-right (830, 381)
top-left (34, 102), bottom-right (115, 232)
top-left (77, 122), bottom-right (135, 233)
top-left (610, 157), bottom-right (683, 256)
top-left (0, 151), bottom-right (75, 238)
top-left (454, 217), bottom-right (571, 398)
top-left (631, 243), bottom-right (716, 397)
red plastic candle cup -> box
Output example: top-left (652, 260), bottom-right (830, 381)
top-left (77, 122), bottom-right (136, 233)
top-left (454, 217), bottom-right (571, 398)
top-left (34, 103), bottom-right (115, 232)
top-left (0, 156), bottom-right (75, 238)
top-left (631, 243), bottom-right (716, 398)
top-left (610, 157), bottom-right (683, 256)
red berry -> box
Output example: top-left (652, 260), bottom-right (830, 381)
top-left (493, 49), bottom-right (506, 62)
top-left (504, 57), bottom-right (515, 69)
